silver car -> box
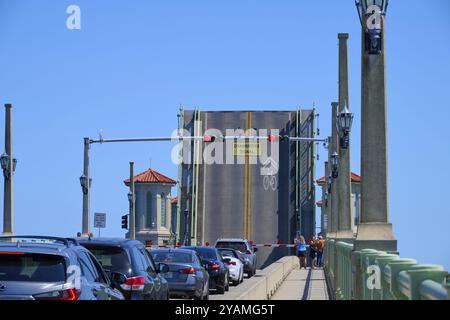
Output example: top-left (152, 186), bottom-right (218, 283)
top-left (0, 236), bottom-right (124, 300)
top-left (149, 248), bottom-right (209, 300)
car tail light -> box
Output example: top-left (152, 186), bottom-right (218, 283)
top-left (227, 261), bottom-right (236, 266)
top-left (179, 267), bottom-right (196, 274)
top-left (34, 288), bottom-right (80, 300)
top-left (208, 263), bottom-right (221, 271)
top-left (244, 250), bottom-right (252, 254)
top-left (121, 276), bottom-right (145, 291)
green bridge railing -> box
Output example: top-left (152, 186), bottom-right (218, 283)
top-left (324, 239), bottom-right (450, 300)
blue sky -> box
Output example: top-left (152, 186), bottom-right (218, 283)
top-left (0, 0), bottom-right (449, 270)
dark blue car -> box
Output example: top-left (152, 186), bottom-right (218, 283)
top-left (182, 246), bottom-right (230, 294)
top-left (78, 238), bottom-right (170, 300)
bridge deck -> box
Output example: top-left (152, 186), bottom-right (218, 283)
top-left (271, 268), bottom-right (330, 300)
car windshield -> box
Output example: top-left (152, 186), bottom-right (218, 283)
top-left (82, 245), bottom-right (131, 274)
top-left (151, 251), bottom-right (193, 263)
top-left (218, 249), bottom-right (237, 258)
top-left (185, 247), bottom-right (218, 261)
top-left (216, 242), bottom-right (247, 253)
top-left (0, 252), bottom-right (66, 282)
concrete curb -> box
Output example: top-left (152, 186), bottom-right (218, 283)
top-left (216, 256), bottom-right (299, 300)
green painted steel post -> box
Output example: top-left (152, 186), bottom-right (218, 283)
top-left (336, 243), bottom-right (342, 299)
top-left (371, 254), bottom-right (398, 300)
top-left (329, 240), bottom-right (335, 288)
top-left (344, 242), bottom-right (353, 299)
top-left (356, 249), bottom-right (378, 299)
top-left (336, 241), bottom-right (353, 300)
top-left (375, 255), bottom-right (401, 299)
top-left (364, 251), bottom-right (387, 300)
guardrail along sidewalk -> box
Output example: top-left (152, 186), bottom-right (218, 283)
top-left (324, 240), bottom-right (450, 300)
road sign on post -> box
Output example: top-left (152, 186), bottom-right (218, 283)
top-left (94, 212), bottom-right (106, 236)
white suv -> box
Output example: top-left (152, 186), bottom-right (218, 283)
top-left (214, 239), bottom-right (257, 278)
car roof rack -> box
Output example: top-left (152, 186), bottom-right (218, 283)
top-left (0, 236), bottom-right (80, 247)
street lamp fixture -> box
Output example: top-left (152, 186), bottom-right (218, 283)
top-left (127, 192), bottom-right (134, 203)
top-left (79, 174), bottom-right (91, 195)
top-left (79, 174), bottom-right (86, 186)
top-left (336, 105), bottom-right (354, 149)
top-left (1, 153), bottom-right (17, 179)
top-left (0, 153), bottom-right (9, 172)
top-left (331, 152), bottom-right (339, 179)
top-left (355, 0), bottom-right (389, 54)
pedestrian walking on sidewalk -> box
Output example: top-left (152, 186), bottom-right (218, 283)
top-left (307, 235), bottom-right (317, 270)
top-left (295, 236), bottom-right (307, 269)
top-left (315, 236), bottom-right (325, 268)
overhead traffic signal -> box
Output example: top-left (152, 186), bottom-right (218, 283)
top-left (268, 135), bottom-right (290, 142)
top-left (203, 135), bottom-right (216, 142)
top-left (121, 214), bottom-right (128, 230)
top-left (267, 134), bottom-right (277, 142)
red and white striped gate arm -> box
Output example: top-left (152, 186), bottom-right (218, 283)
top-left (250, 243), bottom-right (296, 248)
top-left (145, 241), bottom-right (298, 249)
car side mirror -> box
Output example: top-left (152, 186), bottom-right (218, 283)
top-left (158, 263), bottom-right (170, 274)
top-left (253, 247), bottom-right (258, 253)
top-left (110, 271), bottom-right (127, 288)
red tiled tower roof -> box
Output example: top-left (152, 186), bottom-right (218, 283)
top-left (124, 168), bottom-right (176, 186)
top-left (316, 172), bottom-right (361, 185)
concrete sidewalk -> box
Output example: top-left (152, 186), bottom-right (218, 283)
top-left (270, 268), bottom-right (330, 300)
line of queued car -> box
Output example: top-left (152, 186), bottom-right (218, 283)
top-left (0, 235), bottom-right (258, 300)
top-left (147, 238), bottom-right (258, 300)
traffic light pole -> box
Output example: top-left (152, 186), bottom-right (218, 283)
top-left (2, 104), bottom-right (14, 236)
top-left (129, 162), bottom-right (136, 240)
top-left (81, 138), bottom-right (90, 237)
top-left (183, 174), bottom-right (191, 246)
top-left (183, 207), bottom-right (190, 246)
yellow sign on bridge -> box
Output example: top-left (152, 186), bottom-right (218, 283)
top-left (232, 141), bottom-right (261, 157)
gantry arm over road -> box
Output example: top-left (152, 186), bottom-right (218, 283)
top-left (80, 133), bottom-right (329, 236)
top-left (88, 135), bottom-right (328, 144)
